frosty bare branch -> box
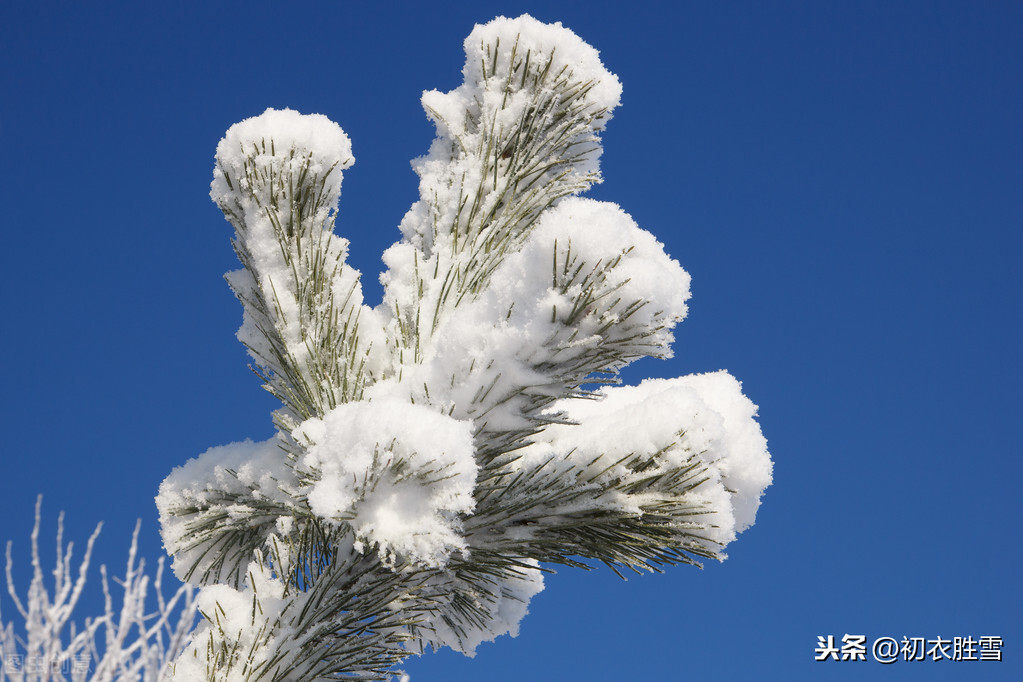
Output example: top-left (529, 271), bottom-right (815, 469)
top-left (1, 499), bottom-right (195, 682)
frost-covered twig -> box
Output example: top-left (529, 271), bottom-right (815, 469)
top-left (0, 498), bottom-right (196, 682)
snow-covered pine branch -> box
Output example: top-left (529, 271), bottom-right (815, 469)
top-left (156, 13), bottom-right (773, 680)
top-left (0, 499), bottom-right (195, 682)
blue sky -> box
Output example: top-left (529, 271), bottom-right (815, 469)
top-left (1, 1), bottom-right (1020, 680)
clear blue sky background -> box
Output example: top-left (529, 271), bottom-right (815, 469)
top-left (1, 1), bottom-right (1020, 680)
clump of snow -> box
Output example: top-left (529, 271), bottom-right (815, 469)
top-left (293, 399), bottom-right (478, 568)
top-left (526, 372), bottom-right (773, 548)
top-left (372, 198), bottom-right (691, 434)
top-left (416, 13), bottom-right (621, 164)
top-left (167, 553), bottom-right (305, 682)
top-left (209, 107), bottom-right (387, 404)
top-left (382, 14), bottom-right (624, 349)
top-left (462, 15), bottom-right (622, 117)
top-left (492, 197), bottom-right (690, 357)
top-left (211, 107), bottom-right (353, 212)
top-left (157, 437), bottom-right (298, 584)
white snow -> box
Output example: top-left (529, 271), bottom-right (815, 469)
top-left (488, 196), bottom-right (691, 360)
top-left (524, 372), bottom-right (773, 548)
top-left (157, 437), bottom-right (298, 584)
top-left (462, 15), bottom-right (622, 116)
top-left (210, 107), bottom-right (386, 406)
top-left (415, 559), bottom-right (545, 656)
top-left (211, 107), bottom-right (353, 211)
top-left (155, 13), bottom-right (774, 677)
top-left (167, 554), bottom-right (303, 682)
top-left (380, 15), bottom-right (624, 364)
top-left (369, 197), bottom-right (691, 436)
top-left (293, 399), bottom-right (478, 568)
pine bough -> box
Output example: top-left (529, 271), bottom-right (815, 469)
top-left (105, 14), bottom-right (765, 681)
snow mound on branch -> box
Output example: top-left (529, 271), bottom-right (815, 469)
top-left (208, 106), bottom-right (387, 400)
top-left (167, 555), bottom-right (304, 682)
top-left (494, 197), bottom-right (691, 352)
top-left (534, 371), bottom-right (772, 547)
top-left (293, 399), bottom-right (478, 568)
top-left (211, 107), bottom-right (353, 210)
top-left (385, 197), bottom-right (692, 432)
top-left (157, 437), bottom-right (298, 584)
top-left (462, 14), bottom-right (622, 126)
top-left (388, 13), bottom-right (621, 263)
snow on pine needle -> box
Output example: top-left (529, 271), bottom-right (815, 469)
top-left (149, 13), bottom-right (772, 682)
